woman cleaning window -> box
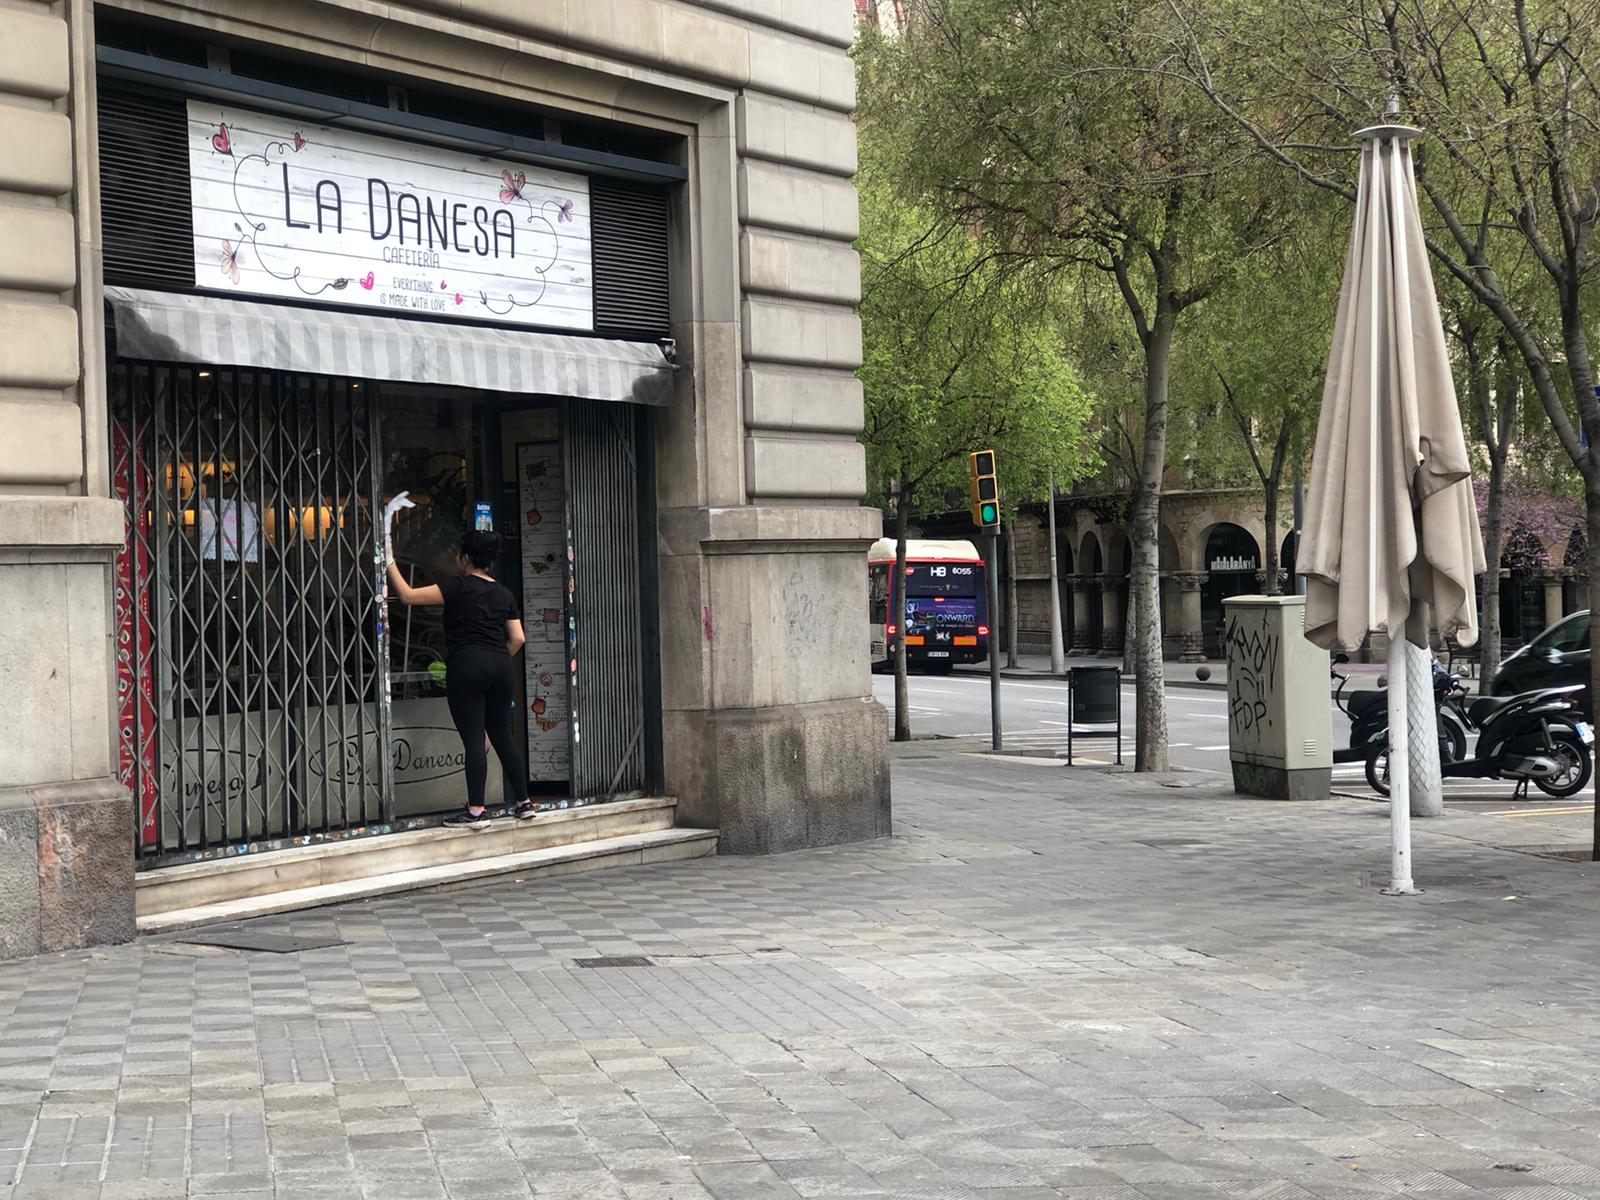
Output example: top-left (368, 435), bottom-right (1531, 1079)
top-left (386, 516), bottom-right (535, 828)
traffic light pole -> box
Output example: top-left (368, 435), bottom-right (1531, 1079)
top-left (988, 528), bottom-right (1003, 752)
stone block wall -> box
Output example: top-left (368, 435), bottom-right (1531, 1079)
top-left (0, 0), bottom-right (134, 957)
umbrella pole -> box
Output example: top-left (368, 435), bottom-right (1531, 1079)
top-left (1384, 633), bottom-right (1419, 895)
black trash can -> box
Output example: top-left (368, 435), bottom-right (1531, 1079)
top-left (1067, 666), bottom-right (1123, 765)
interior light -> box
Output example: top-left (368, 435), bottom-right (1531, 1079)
top-left (197, 370), bottom-right (212, 379)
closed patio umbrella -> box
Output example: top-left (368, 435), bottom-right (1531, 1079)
top-left (1299, 122), bottom-right (1484, 894)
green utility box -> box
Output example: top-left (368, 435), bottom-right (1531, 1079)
top-left (1222, 595), bottom-right (1333, 800)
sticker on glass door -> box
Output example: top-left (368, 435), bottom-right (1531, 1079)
top-left (518, 441), bottom-right (569, 781)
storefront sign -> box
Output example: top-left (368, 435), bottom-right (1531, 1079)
top-left (1210, 555), bottom-right (1257, 572)
top-left (186, 101), bottom-right (593, 330)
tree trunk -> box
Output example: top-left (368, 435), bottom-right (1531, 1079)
top-left (1132, 315), bottom-right (1174, 772)
top-left (1588, 485), bottom-right (1600, 862)
top-left (893, 486), bottom-right (912, 743)
top-left (1261, 418), bottom-right (1291, 597)
top-left (1262, 484), bottom-right (1281, 596)
top-left (1479, 456), bottom-right (1504, 689)
top-left (1046, 474), bottom-right (1066, 675)
top-left (1005, 507), bottom-right (1020, 668)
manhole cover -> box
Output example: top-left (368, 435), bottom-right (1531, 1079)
top-left (574, 955), bottom-right (654, 969)
top-left (176, 929), bottom-right (347, 954)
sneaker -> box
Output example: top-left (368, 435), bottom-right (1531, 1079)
top-left (443, 807), bottom-right (491, 830)
top-left (508, 800), bottom-right (539, 820)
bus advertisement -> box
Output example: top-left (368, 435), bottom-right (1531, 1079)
top-left (868, 538), bottom-right (989, 672)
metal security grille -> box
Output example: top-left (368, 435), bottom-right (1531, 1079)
top-left (564, 402), bottom-right (648, 799)
top-left (111, 363), bottom-right (390, 866)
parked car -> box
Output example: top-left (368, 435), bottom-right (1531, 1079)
top-left (1492, 610), bottom-right (1592, 718)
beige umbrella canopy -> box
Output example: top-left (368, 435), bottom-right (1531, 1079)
top-left (1298, 124), bottom-right (1483, 894)
top-left (1300, 128), bottom-right (1484, 654)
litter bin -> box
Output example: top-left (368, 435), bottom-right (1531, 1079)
top-left (1066, 666), bottom-right (1122, 765)
top-left (1222, 595), bottom-right (1332, 799)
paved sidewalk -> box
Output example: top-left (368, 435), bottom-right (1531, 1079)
top-left (4, 748), bottom-right (1600, 1198)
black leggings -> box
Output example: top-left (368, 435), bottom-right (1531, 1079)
top-left (446, 648), bottom-right (528, 810)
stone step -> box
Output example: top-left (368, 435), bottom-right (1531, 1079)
top-left (138, 825), bottom-right (718, 934)
top-left (136, 796), bottom-right (685, 919)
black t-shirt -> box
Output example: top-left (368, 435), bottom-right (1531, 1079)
top-left (440, 574), bottom-right (518, 656)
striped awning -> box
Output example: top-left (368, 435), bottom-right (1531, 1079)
top-left (104, 287), bottom-right (675, 407)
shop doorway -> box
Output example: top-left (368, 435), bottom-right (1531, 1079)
top-left (114, 366), bottom-right (660, 868)
top-left (485, 400), bottom-right (658, 800)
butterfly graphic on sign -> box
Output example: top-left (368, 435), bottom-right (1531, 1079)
top-left (499, 170), bottom-right (527, 204)
top-left (219, 240), bottom-right (240, 284)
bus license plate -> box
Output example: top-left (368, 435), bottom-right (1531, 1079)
top-left (1577, 722), bottom-right (1594, 745)
top-left (926, 651), bottom-right (950, 658)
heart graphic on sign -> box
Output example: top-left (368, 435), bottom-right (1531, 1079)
top-left (454, 293), bottom-right (463, 305)
top-left (359, 272), bottom-right (375, 290)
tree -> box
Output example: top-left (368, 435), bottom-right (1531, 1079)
top-left (860, 0), bottom-right (1289, 770)
top-left (1176, 203), bottom-right (1345, 593)
top-left (1454, 308), bottom-right (1519, 684)
top-left (1169, 0), bottom-right (1600, 851)
top-left (856, 177), bottom-right (1094, 741)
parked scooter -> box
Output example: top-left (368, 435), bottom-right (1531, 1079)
top-left (1331, 653), bottom-right (1466, 767)
top-left (1364, 679), bottom-right (1594, 798)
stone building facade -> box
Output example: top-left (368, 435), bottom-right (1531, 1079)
top-left (0, 0), bottom-right (886, 958)
top-left (919, 488), bottom-right (1587, 664)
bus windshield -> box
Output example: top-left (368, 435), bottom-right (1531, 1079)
top-left (903, 561), bottom-right (980, 597)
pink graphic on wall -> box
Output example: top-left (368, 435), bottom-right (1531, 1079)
top-left (111, 418), bottom-right (158, 845)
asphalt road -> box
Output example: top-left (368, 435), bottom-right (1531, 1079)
top-left (870, 668), bottom-right (1597, 809)
top-left (871, 669), bottom-right (1235, 774)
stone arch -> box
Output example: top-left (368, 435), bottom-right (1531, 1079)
top-left (1079, 530), bottom-right (1104, 575)
top-left (1200, 523), bottom-right (1263, 657)
top-left (1158, 526), bottom-right (1179, 572)
top-left (1562, 526), bottom-right (1586, 570)
top-left (1200, 521), bottom-right (1262, 575)
top-left (1103, 527), bottom-right (1132, 577)
top-left (1502, 524), bottom-right (1550, 645)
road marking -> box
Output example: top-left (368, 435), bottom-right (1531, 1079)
top-left (1493, 806), bottom-right (1594, 819)
top-left (1478, 809), bottom-right (1593, 819)
top-left (1197, 745), bottom-right (1230, 751)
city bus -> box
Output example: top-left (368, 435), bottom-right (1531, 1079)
top-left (868, 538), bottom-right (989, 672)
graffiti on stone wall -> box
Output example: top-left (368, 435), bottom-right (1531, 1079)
top-left (1224, 613), bottom-right (1280, 742)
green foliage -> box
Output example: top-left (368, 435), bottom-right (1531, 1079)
top-left (1173, 193), bottom-right (1347, 489)
top-left (856, 49), bottom-right (1098, 516)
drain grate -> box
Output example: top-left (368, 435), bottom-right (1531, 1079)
top-left (176, 929), bottom-right (347, 954)
top-left (574, 955), bottom-right (654, 969)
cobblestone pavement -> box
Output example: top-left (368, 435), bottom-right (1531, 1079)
top-left (4, 746), bottom-right (1600, 1198)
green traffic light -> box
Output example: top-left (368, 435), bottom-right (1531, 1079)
top-left (981, 502), bottom-right (997, 523)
